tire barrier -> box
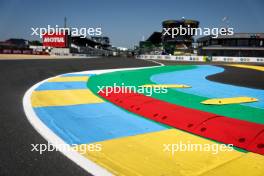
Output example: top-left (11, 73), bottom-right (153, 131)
top-left (99, 88), bottom-right (264, 155)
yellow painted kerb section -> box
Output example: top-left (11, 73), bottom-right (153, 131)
top-left (200, 152), bottom-right (264, 176)
top-left (142, 84), bottom-right (191, 88)
top-left (229, 64), bottom-right (264, 72)
top-left (48, 76), bottom-right (89, 82)
top-left (201, 96), bottom-right (258, 105)
top-left (31, 89), bottom-right (103, 107)
top-left (74, 129), bottom-right (262, 176)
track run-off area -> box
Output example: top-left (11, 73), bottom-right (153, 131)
top-left (24, 61), bottom-right (264, 176)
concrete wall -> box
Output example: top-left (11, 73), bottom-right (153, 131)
top-left (138, 55), bottom-right (264, 63)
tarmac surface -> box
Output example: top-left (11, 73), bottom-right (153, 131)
top-left (150, 59), bottom-right (264, 90)
top-left (207, 65), bottom-right (264, 90)
top-left (0, 57), bottom-right (157, 176)
top-left (0, 57), bottom-right (263, 176)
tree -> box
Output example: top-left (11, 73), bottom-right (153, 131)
top-left (30, 40), bottom-right (42, 46)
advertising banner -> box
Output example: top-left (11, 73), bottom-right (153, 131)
top-left (43, 34), bottom-right (67, 48)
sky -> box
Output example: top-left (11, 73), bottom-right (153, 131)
top-left (0, 0), bottom-right (263, 48)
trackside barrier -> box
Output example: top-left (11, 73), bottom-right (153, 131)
top-left (138, 55), bottom-right (264, 63)
top-left (50, 48), bottom-right (70, 56)
top-left (211, 56), bottom-right (264, 63)
top-left (138, 55), bottom-right (206, 62)
top-left (99, 88), bottom-right (264, 155)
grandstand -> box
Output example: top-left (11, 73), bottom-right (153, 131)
top-left (197, 33), bottom-right (264, 57)
top-left (138, 19), bottom-right (199, 55)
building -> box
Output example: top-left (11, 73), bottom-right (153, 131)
top-left (0, 38), bottom-right (36, 54)
top-left (138, 19), bottom-right (199, 55)
top-left (70, 36), bottom-right (113, 56)
top-left (162, 19), bottom-right (199, 55)
top-left (40, 32), bottom-right (114, 56)
top-left (0, 38), bottom-right (29, 49)
top-left (91, 37), bottom-right (110, 46)
top-left (139, 32), bottom-right (162, 55)
top-left (197, 33), bottom-right (264, 57)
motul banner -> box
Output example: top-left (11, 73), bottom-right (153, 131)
top-left (43, 34), bottom-right (67, 47)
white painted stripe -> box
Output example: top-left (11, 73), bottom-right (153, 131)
top-left (23, 75), bottom-right (113, 176)
top-left (67, 65), bottom-right (162, 75)
top-left (147, 59), bottom-right (165, 66)
top-left (23, 65), bottom-right (160, 176)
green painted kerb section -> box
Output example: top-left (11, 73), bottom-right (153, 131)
top-left (87, 65), bottom-right (264, 124)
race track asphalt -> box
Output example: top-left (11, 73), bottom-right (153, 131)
top-left (0, 57), bottom-right (263, 176)
top-left (150, 59), bottom-right (264, 90)
top-left (207, 65), bottom-right (264, 90)
top-left (0, 57), bottom-right (157, 176)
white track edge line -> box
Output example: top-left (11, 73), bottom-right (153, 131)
top-left (23, 65), bottom-right (161, 176)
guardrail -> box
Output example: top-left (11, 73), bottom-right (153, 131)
top-left (211, 56), bottom-right (264, 63)
top-left (138, 55), bottom-right (206, 62)
top-left (138, 55), bottom-right (264, 63)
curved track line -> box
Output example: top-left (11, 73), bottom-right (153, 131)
top-left (87, 65), bottom-right (264, 124)
top-left (23, 66), bottom-right (161, 176)
top-left (151, 65), bottom-right (264, 109)
top-left (207, 65), bottom-right (264, 90)
top-left (147, 59), bottom-right (165, 66)
top-left (228, 64), bottom-right (264, 72)
top-left (23, 74), bottom-right (112, 176)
